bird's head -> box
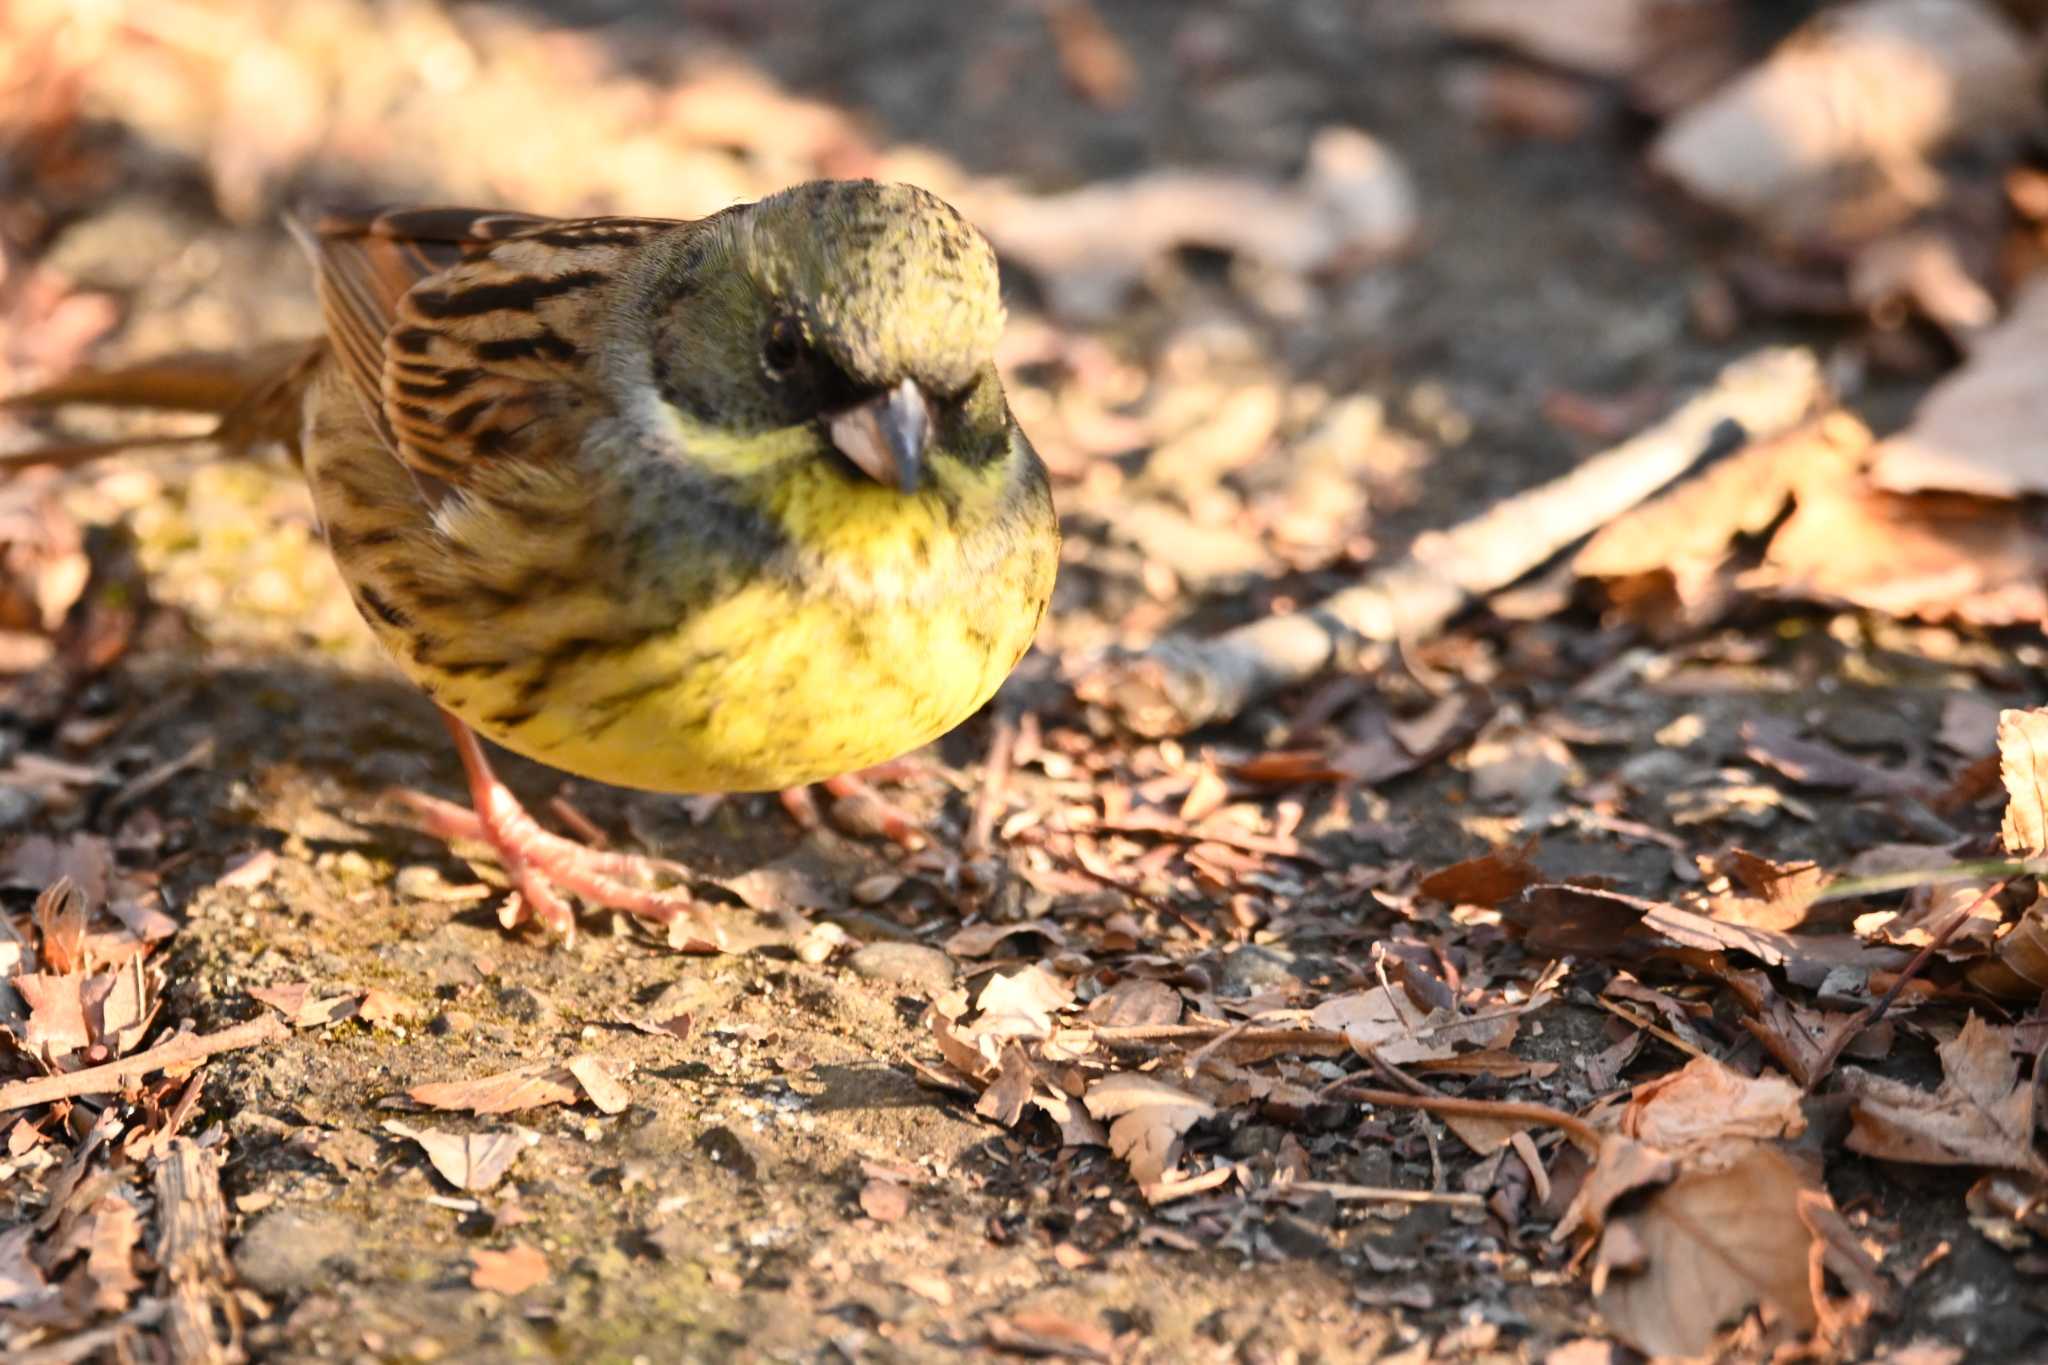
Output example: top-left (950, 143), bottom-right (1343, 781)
top-left (639, 180), bottom-right (1010, 493)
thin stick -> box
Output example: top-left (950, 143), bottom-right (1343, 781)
top-left (1078, 347), bottom-right (1826, 736)
top-left (1287, 1181), bottom-right (1487, 1209)
top-left (0, 1015), bottom-right (288, 1113)
top-left (1333, 1083), bottom-right (1603, 1154)
top-left (1594, 997), bottom-right (1710, 1061)
top-left (1802, 877), bottom-right (2012, 1089)
top-left (1092, 1023), bottom-right (1351, 1053)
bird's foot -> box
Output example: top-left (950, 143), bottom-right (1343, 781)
top-left (778, 761), bottom-right (928, 850)
top-left (397, 714), bottom-right (722, 951)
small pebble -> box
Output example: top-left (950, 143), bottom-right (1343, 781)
top-left (795, 921), bottom-right (852, 964)
top-left (431, 1009), bottom-right (475, 1037)
top-left (846, 941), bottom-right (956, 993)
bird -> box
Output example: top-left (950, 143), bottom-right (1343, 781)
top-left (4, 180), bottom-right (1060, 946)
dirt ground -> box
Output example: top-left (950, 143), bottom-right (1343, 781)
top-left (5, 2), bottom-right (2048, 1362)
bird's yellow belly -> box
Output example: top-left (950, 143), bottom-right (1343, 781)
top-left (423, 572), bottom-right (1043, 793)
top-left (305, 372), bottom-right (1058, 794)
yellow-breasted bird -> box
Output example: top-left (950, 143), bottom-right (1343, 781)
top-left (4, 181), bottom-right (1060, 945)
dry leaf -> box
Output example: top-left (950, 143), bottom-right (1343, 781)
top-left (383, 1120), bottom-right (536, 1192)
top-left (973, 965), bottom-right (1073, 1049)
top-left (0, 480), bottom-right (89, 636)
top-left (1502, 883), bottom-right (1908, 986)
top-left (80, 957), bottom-right (155, 1057)
top-left (1622, 1056), bottom-right (1806, 1155)
top-left (944, 918), bottom-right (1065, 959)
top-left (1030, 1090), bottom-right (1111, 1148)
top-left (1593, 1143), bottom-right (1821, 1357)
top-left (17, 970), bottom-right (88, 1060)
top-left (1719, 965), bottom-right (1881, 1089)
top-left (1555, 1134), bottom-right (1678, 1242)
top-left (1701, 848), bottom-right (1833, 933)
top-left (1572, 420), bottom-right (1870, 633)
top-left (1740, 717), bottom-right (1919, 795)
top-left (1966, 888), bottom-right (2048, 999)
top-left (214, 848), bottom-right (277, 890)
top-left (1417, 844), bottom-right (1539, 908)
top-left (0, 1225), bottom-right (48, 1310)
top-left (1998, 708), bottom-right (2048, 856)
top-left (1757, 478), bottom-right (2048, 627)
top-left (469, 1242), bottom-right (549, 1295)
top-left (408, 1065), bottom-right (580, 1115)
top-left (1871, 276), bottom-right (2048, 498)
top-left (1082, 978), bottom-right (1182, 1028)
top-left (973, 1042), bottom-right (1038, 1127)
top-left (1798, 1188), bottom-right (1895, 1323)
top-left (620, 1010), bottom-right (694, 1041)
top-left (1441, 1109), bottom-right (1525, 1157)
top-left (1649, 0), bottom-right (2039, 241)
top-left (248, 983), bottom-right (359, 1029)
top-left (1310, 987), bottom-right (1514, 1065)
top-left (1082, 1072), bottom-right (1216, 1186)
top-left (858, 1177), bottom-right (909, 1224)
top-left (33, 876), bottom-right (86, 973)
top-left (1842, 1014), bottom-right (2040, 1171)
top-left (565, 1056), bottom-right (631, 1115)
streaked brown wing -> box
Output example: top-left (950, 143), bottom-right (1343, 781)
top-left (296, 206), bottom-right (676, 485)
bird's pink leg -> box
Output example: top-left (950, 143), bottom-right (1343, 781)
top-left (778, 760), bottom-right (928, 849)
top-left (396, 713), bottom-right (722, 950)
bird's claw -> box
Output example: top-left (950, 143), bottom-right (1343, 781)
top-left (393, 716), bottom-right (724, 950)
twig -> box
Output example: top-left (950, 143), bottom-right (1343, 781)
top-left (1594, 997), bottom-right (1711, 1061)
top-left (1077, 347), bottom-right (1826, 736)
top-left (0, 1015), bottom-right (288, 1113)
top-left (1333, 1083), bottom-right (1603, 1154)
top-left (1803, 877), bottom-right (2012, 1088)
top-left (1093, 1023), bottom-right (1351, 1054)
top-left (1287, 1180), bottom-right (1487, 1209)
top-left (106, 735), bottom-right (215, 815)
top-left (549, 790), bottom-right (611, 848)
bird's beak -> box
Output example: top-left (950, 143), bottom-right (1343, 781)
top-left (828, 378), bottom-right (930, 493)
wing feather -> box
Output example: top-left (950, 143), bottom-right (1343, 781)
top-left (294, 206), bottom-right (678, 487)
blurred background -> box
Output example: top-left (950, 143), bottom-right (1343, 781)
top-left (4, 0), bottom-right (2045, 668)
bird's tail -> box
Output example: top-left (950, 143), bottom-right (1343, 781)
top-left (1, 339), bottom-right (324, 471)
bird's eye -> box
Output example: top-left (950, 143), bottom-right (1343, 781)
top-left (761, 317), bottom-right (803, 380)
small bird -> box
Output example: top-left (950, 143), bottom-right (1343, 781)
top-left (6, 181), bottom-right (1060, 945)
